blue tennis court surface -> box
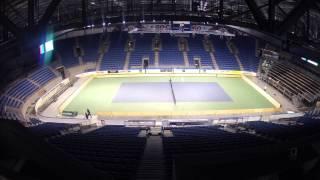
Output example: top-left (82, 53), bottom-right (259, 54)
top-left (173, 82), bottom-right (232, 102)
top-left (112, 82), bottom-right (232, 103)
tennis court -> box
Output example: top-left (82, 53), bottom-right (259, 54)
top-left (113, 82), bottom-right (232, 102)
top-left (61, 75), bottom-right (279, 116)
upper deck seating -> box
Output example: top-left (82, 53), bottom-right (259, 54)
top-left (211, 36), bottom-right (240, 70)
top-left (79, 34), bottom-right (101, 62)
top-left (159, 34), bottom-right (184, 66)
top-left (6, 79), bottom-right (39, 101)
top-left (129, 34), bottom-right (155, 69)
top-left (233, 36), bottom-right (260, 72)
top-left (28, 67), bottom-right (56, 86)
top-left (55, 38), bottom-right (79, 68)
top-left (187, 35), bottom-right (212, 68)
top-left (100, 32), bottom-right (127, 70)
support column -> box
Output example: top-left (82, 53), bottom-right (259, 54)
top-left (219, 0), bottom-right (224, 21)
top-left (268, 0), bottom-right (275, 32)
top-left (82, 0), bottom-right (87, 27)
top-left (0, 0), bottom-right (8, 41)
top-left (306, 9), bottom-right (310, 41)
top-left (28, 0), bottom-right (35, 27)
top-left (2, 25), bottom-right (9, 41)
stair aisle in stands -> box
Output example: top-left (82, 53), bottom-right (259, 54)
top-left (137, 135), bottom-right (165, 180)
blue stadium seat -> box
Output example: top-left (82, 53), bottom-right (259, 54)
top-left (28, 122), bottom-right (78, 138)
top-left (129, 34), bottom-right (155, 69)
top-left (29, 67), bottom-right (56, 85)
top-left (163, 126), bottom-right (271, 179)
top-left (243, 120), bottom-right (320, 141)
top-left (49, 125), bottom-right (146, 179)
top-left (187, 35), bottom-right (212, 68)
top-left (6, 79), bottom-right (39, 101)
top-left (233, 36), bottom-right (260, 72)
top-left (211, 36), bottom-right (240, 70)
top-left (79, 34), bottom-right (101, 63)
top-left (55, 38), bottom-right (79, 68)
top-left (0, 95), bottom-right (23, 109)
top-left (159, 34), bottom-right (184, 66)
top-left (100, 32), bottom-right (127, 70)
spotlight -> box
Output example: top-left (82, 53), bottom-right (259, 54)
top-left (153, 19), bottom-right (156, 22)
top-left (122, 20), bottom-right (126, 24)
top-left (108, 22), bottom-right (111, 26)
top-left (102, 22), bottom-right (106, 26)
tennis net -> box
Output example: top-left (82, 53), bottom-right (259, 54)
top-left (169, 78), bottom-right (176, 105)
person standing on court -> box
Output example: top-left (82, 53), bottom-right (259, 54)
top-left (87, 108), bottom-right (92, 118)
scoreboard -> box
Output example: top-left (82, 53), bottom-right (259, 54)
top-left (172, 21), bottom-right (191, 31)
top-left (39, 40), bottom-right (54, 54)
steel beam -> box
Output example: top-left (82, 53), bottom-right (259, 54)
top-left (38, 0), bottom-right (62, 27)
top-left (244, 0), bottom-right (267, 29)
top-left (277, 0), bottom-right (315, 34)
top-left (0, 12), bottom-right (22, 37)
top-left (82, 0), bottom-right (87, 27)
top-left (268, 0), bottom-right (275, 32)
top-left (313, 2), bottom-right (320, 13)
top-left (28, 0), bottom-right (35, 27)
top-left (219, 0), bottom-right (223, 20)
top-left (306, 9), bottom-right (310, 40)
top-left (226, 4), bottom-right (268, 21)
top-left (2, 25), bottom-right (9, 41)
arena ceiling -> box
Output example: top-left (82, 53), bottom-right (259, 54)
top-left (1, 0), bottom-right (320, 45)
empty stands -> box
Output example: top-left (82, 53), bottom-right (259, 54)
top-left (242, 117), bottom-right (320, 141)
top-left (233, 36), bottom-right (260, 72)
top-left (51, 33), bottom-right (265, 72)
top-left (264, 61), bottom-right (320, 103)
top-left (243, 121), bottom-right (303, 141)
top-left (187, 35), bottom-right (213, 68)
top-left (159, 34), bottom-right (184, 67)
top-left (0, 95), bottom-right (23, 109)
top-left (55, 38), bottom-right (79, 68)
top-left (79, 34), bottom-right (101, 63)
top-left (49, 125), bottom-right (146, 179)
top-left (100, 32), bottom-right (128, 70)
top-left (129, 34), bottom-right (155, 69)
top-left (28, 118), bottom-right (42, 125)
top-left (0, 95), bottom-right (23, 119)
top-left (28, 122), bottom-right (78, 138)
top-left (211, 36), bottom-right (240, 70)
top-left (0, 65), bottom-right (59, 119)
top-left (6, 79), bottom-right (39, 101)
top-left (163, 126), bottom-right (271, 155)
top-left (163, 126), bottom-right (272, 179)
top-left (20, 116), bottom-right (320, 179)
top-left (28, 67), bottom-right (57, 86)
